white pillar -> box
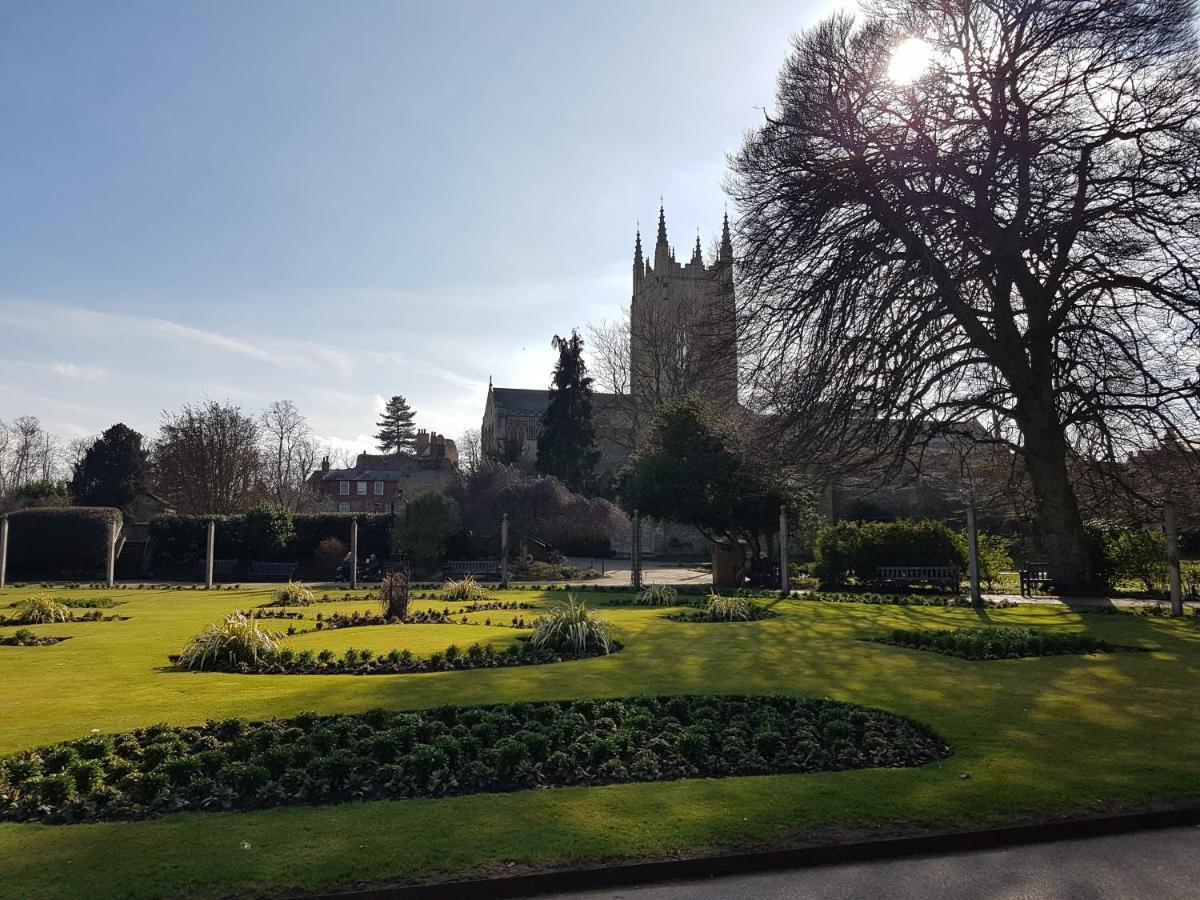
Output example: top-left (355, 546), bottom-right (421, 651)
top-left (106, 518), bottom-right (118, 588)
top-left (966, 506), bottom-right (981, 607)
top-left (632, 510), bottom-right (642, 591)
top-left (350, 518), bottom-right (359, 589)
top-left (779, 506), bottom-right (790, 596)
top-left (0, 515), bottom-right (8, 589)
top-left (205, 520), bottom-right (215, 590)
top-left (500, 513), bottom-right (509, 588)
top-left (1165, 501), bottom-right (1183, 617)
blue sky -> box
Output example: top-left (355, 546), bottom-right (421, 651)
top-left (1, 0), bottom-right (843, 454)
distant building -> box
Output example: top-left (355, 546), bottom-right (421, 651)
top-left (308, 442), bottom-right (459, 513)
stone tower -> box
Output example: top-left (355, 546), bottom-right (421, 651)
top-left (630, 203), bottom-right (737, 408)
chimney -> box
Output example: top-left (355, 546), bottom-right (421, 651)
top-left (431, 433), bottom-right (446, 459)
top-left (415, 429), bottom-right (430, 456)
top-left (320, 456), bottom-right (330, 474)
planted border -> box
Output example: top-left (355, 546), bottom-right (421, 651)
top-left (0, 695), bottom-right (951, 824)
top-left (869, 626), bottom-right (1147, 660)
top-left (802, 592), bottom-right (1018, 609)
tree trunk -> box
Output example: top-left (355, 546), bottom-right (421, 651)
top-left (1015, 412), bottom-right (1096, 594)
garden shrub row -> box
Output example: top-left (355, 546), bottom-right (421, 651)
top-left (0, 696), bottom-right (951, 823)
top-left (870, 627), bottom-right (1146, 660)
top-left (802, 592), bottom-right (1018, 609)
top-left (814, 519), bottom-right (967, 587)
top-left (2, 507), bottom-right (123, 580)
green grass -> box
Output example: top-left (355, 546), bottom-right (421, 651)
top-left (0, 583), bottom-right (1197, 899)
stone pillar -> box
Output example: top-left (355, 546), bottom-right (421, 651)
top-left (350, 518), bottom-right (359, 589)
top-left (632, 510), bottom-right (642, 591)
top-left (966, 505), bottom-right (981, 607)
top-left (106, 518), bottom-right (118, 589)
top-left (500, 514), bottom-right (510, 589)
top-left (779, 506), bottom-right (790, 596)
top-left (0, 515), bottom-right (8, 590)
top-left (205, 520), bottom-right (216, 590)
top-left (1165, 501), bottom-right (1183, 617)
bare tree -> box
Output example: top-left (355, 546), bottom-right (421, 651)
top-left (154, 401), bottom-right (262, 514)
top-left (260, 400), bottom-right (319, 510)
top-left (457, 427), bottom-right (483, 475)
top-left (0, 416), bottom-right (66, 500)
top-left (729, 0), bottom-right (1200, 590)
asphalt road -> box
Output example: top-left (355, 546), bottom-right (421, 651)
top-left (546, 826), bottom-right (1200, 899)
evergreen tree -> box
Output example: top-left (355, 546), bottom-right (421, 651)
top-left (375, 395), bottom-right (417, 455)
top-left (536, 330), bottom-right (600, 492)
top-left (69, 423), bottom-right (148, 509)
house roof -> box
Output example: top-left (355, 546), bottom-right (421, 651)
top-left (491, 387), bottom-right (622, 417)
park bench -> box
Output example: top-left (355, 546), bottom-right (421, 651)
top-left (1019, 562), bottom-right (1055, 596)
top-left (444, 559), bottom-right (502, 580)
top-left (877, 565), bottom-right (961, 591)
top-left (248, 561), bottom-right (299, 582)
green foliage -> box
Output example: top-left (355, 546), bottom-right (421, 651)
top-left (69, 423), bottom-right (148, 509)
top-left (1100, 527), bottom-right (1167, 593)
top-left (873, 627), bottom-right (1144, 660)
top-left (620, 399), bottom-right (815, 549)
top-left (0, 697), bottom-right (949, 823)
top-left (242, 504), bottom-right (296, 562)
top-left (535, 330), bottom-right (601, 493)
top-left (802, 592), bottom-right (1018, 609)
top-left (814, 519), bottom-right (968, 587)
top-left (273, 581), bottom-right (313, 607)
top-left (7, 595), bottom-right (72, 624)
top-left (393, 492), bottom-right (461, 577)
top-left (635, 585), bottom-right (678, 606)
top-left (439, 575), bottom-right (490, 603)
top-left (374, 395), bottom-right (417, 455)
top-left (975, 533), bottom-right (1014, 591)
top-left (701, 593), bottom-right (755, 622)
top-left (4, 507), bottom-right (122, 580)
top-left (175, 614), bottom-right (285, 671)
top-left (530, 595), bottom-right (615, 656)
top-left (6, 480), bottom-right (70, 510)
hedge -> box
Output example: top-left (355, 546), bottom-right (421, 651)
top-left (814, 519), bottom-right (967, 587)
top-left (148, 513), bottom-right (395, 578)
top-left (3, 507), bottom-right (123, 580)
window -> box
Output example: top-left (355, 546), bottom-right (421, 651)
top-left (339, 481), bottom-right (349, 496)
top-left (372, 503), bottom-right (384, 513)
top-left (337, 501), bottom-right (350, 513)
top-left (356, 481), bottom-right (367, 495)
top-left (374, 481), bottom-right (385, 495)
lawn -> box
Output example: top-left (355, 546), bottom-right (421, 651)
top-left (0, 582), bottom-right (1197, 898)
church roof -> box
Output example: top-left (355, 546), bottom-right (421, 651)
top-left (491, 387), bottom-right (623, 417)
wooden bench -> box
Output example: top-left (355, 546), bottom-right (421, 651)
top-left (248, 561), bottom-right (299, 582)
top-left (444, 559), bottom-right (502, 580)
top-left (1019, 562), bottom-right (1055, 596)
top-left (878, 565), bottom-right (961, 591)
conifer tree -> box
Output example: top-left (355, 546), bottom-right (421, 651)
top-left (536, 330), bottom-right (600, 493)
top-left (70, 423), bottom-right (149, 508)
top-left (375, 395), bottom-right (417, 455)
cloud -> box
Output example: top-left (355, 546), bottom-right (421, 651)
top-left (50, 362), bottom-right (105, 380)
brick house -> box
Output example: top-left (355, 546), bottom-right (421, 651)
top-left (309, 432), bottom-right (460, 513)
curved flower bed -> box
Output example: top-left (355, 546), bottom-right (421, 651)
top-left (0, 695), bottom-right (951, 824)
top-left (869, 626), bottom-right (1147, 660)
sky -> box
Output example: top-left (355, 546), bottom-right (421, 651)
top-left (0, 0), bottom-right (847, 456)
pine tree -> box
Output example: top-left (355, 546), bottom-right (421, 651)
top-left (375, 395), bottom-right (417, 455)
top-left (536, 330), bottom-right (600, 492)
top-left (69, 423), bottom-right (149, 508)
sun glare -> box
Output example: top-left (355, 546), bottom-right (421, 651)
top-left (888, 37), bottom-right (933, 84)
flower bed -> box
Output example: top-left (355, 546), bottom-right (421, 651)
top-left (869, 626), bottom-right (1146, 660)
top-left (666, 606), bottom-right (777, 622)
top-left (0, 695), bottom-right (950, 824)
top-left (803, 592), bottom-right (1018, 608)
top-left (0, 629), bottom-right (70, 647)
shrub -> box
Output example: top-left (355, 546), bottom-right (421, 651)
top-left (976, 533), bottom-right (1014, 591)
top-left (635, 585), bottom-right (678, 606)
top-left (7, 595), bottom-right (72, 624)
top-left (439, 575), bottom-right (490, 603)
top-left (242, 503), bottom-right (296, 562)
top-left (313, 538), bottom-right (347, 580)
top-left (814, 519), bottom-right (967, 587)
top-left (530, 595), bottom-right (615, 656)
top-left (393, 492), bottom-right (461, 577)
top-left (273, 581), bottom-right (313, 606)
top-left (4, 507), bottom-right (122, 580)
top-left (702, 593), bottom-right (754, 622)
top-left (871, 626), bottom-right (1144, 660)
top-left (176, 614), bottom-right (285, 671)
top-left (1101, 527), bottom-right (1167, 593)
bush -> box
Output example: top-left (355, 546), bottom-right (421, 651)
top-left (871, 626), bottom-right (1144, 660)
top-left (312, 538), bottom-right (347, 580)
top-left (976, 533), bottom-right (1014, 590)
top-left (0, 697), bottom-right (950, 823)
top-left (7, 595), bottom-right (72, 624)
top-left (241, 504), bottom-right (295, 562)
top-left (530, 596), bottom-right (615, 656)
top-left (176, 615), bottom-right (285, 671)
top-left (393, 493), bottom-right (461, 577)
top-left (439, 575), bottom-right (490, 603)
top-left (1101, 527), bottom-right (1167, 593)
top-left (4, 507), bottom-right (122, 580)
top-left (814, 519), bottom-right (967, 587)
top-left (635, 585), bottom-right (678, 606)
top-left (272, 581), bottom-right (313, 606)
top-left (701, 593), bottom-right (755, 622)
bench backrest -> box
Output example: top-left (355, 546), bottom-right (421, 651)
top-left (1024, 563), bottom-right (1053, 579)
top-left (878, 565), bottom-right (959, 580)
top-left (249, 561), bottom-right (298, 576)
top-left (446, 560), bottom-right (501, 573)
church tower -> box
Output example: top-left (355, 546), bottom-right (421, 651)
top-left (630, 202), bottom-right (737, 408)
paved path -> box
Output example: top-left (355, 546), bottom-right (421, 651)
top-left (546, 826), bottom-right (1200, 899)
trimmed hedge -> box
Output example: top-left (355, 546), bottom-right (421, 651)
top-left (0, 696), bottom-right (951, 823)
top-left (814, 519), bottom-right (967, 588)
top-left (870, 626), bottom-right (1146, 660)
top-left (2, 507), bottom-right (122, 580)
top-left (148, 513), bottom-right (394, 578)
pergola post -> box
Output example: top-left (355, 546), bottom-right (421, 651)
top-left (106, 518), bottom-right (118, 589)
top-left (966, 505), bottom-right (982, 607)
top-left (500, 514), bottom-right (510, 589)
top-left (205, 519), bottom-right (215, 590)
top-left (1165, 501), bottom-right (1183, 617)
top-left (779, 505), bottom-right (790, 596)
top-left (350, 518), bottom-right (359, 589)
top-left (632, 510), bottom-right (642, 591)
top-left (0, 515), bottom-right (8, 589)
